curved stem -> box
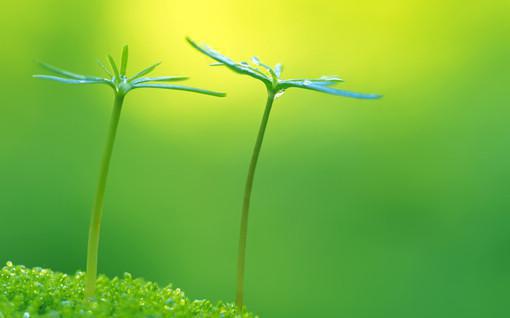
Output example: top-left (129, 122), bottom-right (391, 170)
top-left (236, 90), bottom-right (276, 308)
top-left (85, 94), bottom-right (125, 297)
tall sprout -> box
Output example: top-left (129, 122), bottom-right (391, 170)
top-left (187, 37), bottom-right (381, 308)
top-left (34, 46), bottom-right (225, 297)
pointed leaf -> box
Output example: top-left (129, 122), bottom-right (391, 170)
top-left (257, 62), bottom-right (278, 83)
top-left (97, 59), bottom-right (112, 77)
top-left (33, 75), bottom-right (110, 85)
top-left (37, 62), bottom-right (103, 81)
top-left (133, 83), bottom-right (226, 97)
top-left (108, 55), bottom-right (120, 80)
top-left (319, 75), bottom-right (343, 82)
top-left (274, 64), bottom-right (283, 78)
top-left (187, 37), bottom-right (270, 84)
top-left (129, 62), bottom-right (161, 81)
top-left (132, 76), bottom-right (189, 85)
top-left (280, 80), bottom-right (381, 99)
top-left (120, 45), bottom-right (128, 76)
top-left (283, 78), bottom-right (342, 87)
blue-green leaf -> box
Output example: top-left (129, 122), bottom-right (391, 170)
top-left (133, 83), bottom-right (226, 97)
top-left (33, 75), bottom-right (111, 85)
top-left (128, 62), bottom-right (161, 81)
top-left (96, 59), bottom-right (112, 77)
top-left (38, 62), bottom-right (103, 81)
top-left (131, 76), bottom-right (189, 85)
top-left (274, 64), bottom-right (283, 78)
top-left (187, 37), bottom-right (270, 84)
top-left (281, 80), bottom-right (381, 99)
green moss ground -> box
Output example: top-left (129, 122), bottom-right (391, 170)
top-left (0, 262), bottom-right (256, 318)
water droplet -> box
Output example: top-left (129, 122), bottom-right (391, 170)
top-left (275, 90), bottom-right (286, 99)
top-left (251, 56), bottom-right (260, 65)
top-left (23, 312), bottom-right (30, 318)
top-left (6, 261), bottom-right (13, 268)
top-left (303, 80), bottom-right (312, 85)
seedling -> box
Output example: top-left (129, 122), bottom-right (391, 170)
top-left (34, 46), bottom-right (225, 297)
top-left (187, 37), bottom-right (381, 308)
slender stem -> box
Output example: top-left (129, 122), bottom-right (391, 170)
top-left (236, 90), bottom-right (276, 308)
top-left (85, 93), bottom-right (125, 297)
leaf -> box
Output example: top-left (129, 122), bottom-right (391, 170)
top-left (132, 76), bottom-right (189, 84)
top-left (256, 61), bottom-right (278, 82)
top-left (33, 75), bottom-right (110, 85)
top-left (274, 64), bottom-right (283, 78)
top-left (280, 80), bottom-right (381, 99)
top-left (108, 55), bottom-right (120, 80)
top-left (283, 79), bottom-right (340, 87)
top-left (187, 37), bottom-right (270, 84)
top-left (128, 62), bottom-right (161, 81)
top-left (120, 45), bottom-right (129, 76)
top-left (38, 62), bottom-right (103, 81)
top-left (209, 62), bottom-right (225, 66)
top-left (97, 59), bottom-right (112, 77)
top-left (319, 75), bottom-right (343, 82)
top-left (133, 83), bottom-right (226, 97)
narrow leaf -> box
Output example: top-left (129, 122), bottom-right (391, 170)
top-left (303, 84), bottom-right (381, 99)
top-left (132, 76), bottom-right (189, 85)
top-left (38, 62), bottom-right (100, 80)
top-left (108, 55), bottom-right (120, 80)
top-left (133, 83), bottom-right (226, 97)
top-left (274, 64), bottom-right (283, 78)
top-left (128, 62), bottom-right (161, 81)
top-left (280, 80), bottom-right (381, 99)
top-left (319, 75), bottom-right (343, 82)
top-left (187, 37), bottom-right (270, 84)
top-left (33, 75), bottom-right (109, 85)
top-left (259, 62), bottom-right (278, 82)
top-left (97, 59), bottom-right (112, 77)
top-left (120, 45), bottom-right (128, 76)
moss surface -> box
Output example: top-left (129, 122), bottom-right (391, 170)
top-left (0, 262), bottom-right (256, 318)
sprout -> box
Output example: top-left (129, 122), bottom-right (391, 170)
top-left (34, 45), bottom-right (225, 298)
top-left (187, 37), bottom-right (381, 308)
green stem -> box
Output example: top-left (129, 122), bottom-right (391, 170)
top-left (85, 93), bottom-right (125, 297)
top-left (236, 90), bottom-right (276, 308)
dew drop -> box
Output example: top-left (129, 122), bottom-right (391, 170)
top-left (275, 90), bottom-right (286, 99)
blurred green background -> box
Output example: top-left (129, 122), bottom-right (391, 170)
top-left (1, 1), bottom-right (510, 317)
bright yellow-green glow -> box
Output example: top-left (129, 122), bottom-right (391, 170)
top-left (1, 1), bottom-right (509, 317)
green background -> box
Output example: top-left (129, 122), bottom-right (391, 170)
top-left (1, 1), bottom-right (509, 317)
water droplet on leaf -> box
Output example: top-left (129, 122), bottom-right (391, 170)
top-left (275, 90), bottom-right (286, 99)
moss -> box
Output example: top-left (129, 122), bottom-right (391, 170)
top-left (0, 262), bottom-right (256, 318)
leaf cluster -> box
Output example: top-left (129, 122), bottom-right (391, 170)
top-left (34, 46), bottom-right (226, 97)
top-left (187, 38), bottom-right (381, 99)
